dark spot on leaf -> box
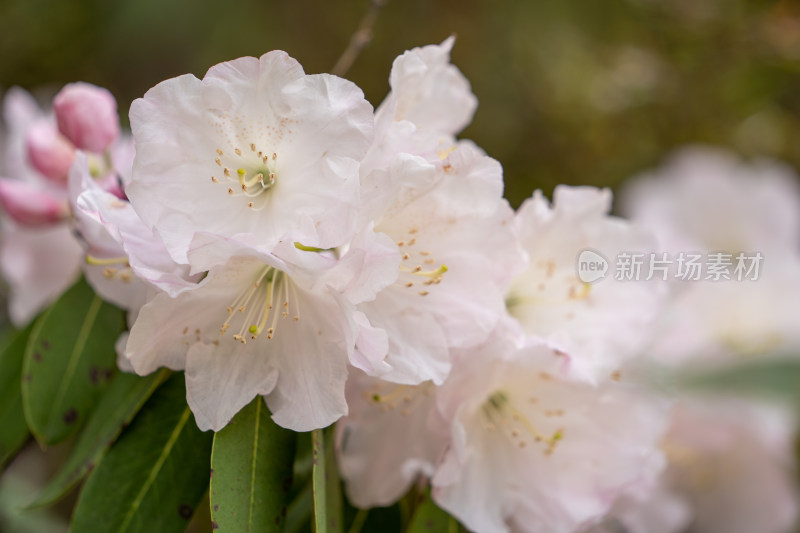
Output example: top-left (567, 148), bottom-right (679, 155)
top-left (103, 368), bottom-right (114, 380)
top-left (282, 476), bottom-right (292, 492)
top-left (210, 468), bottom-right (214, 478)
top-left (32, 352), bottom-right (42, 362)
top-left (211, 521), bottom-right (219, 530)
top-left (282, 506), bottom-right (287, 518)
top-left (63, 408), bottom-right (78, 424)
top-left (86, 462), bottom-right (95, 473)
top-left (23, 374), bottom-right (32, 382)
top-left (213, 504), bottom-right (219, 512)
top-left (89, 366), bottom-right (100, 384)
top-left (275, 516), bottom-right (281, 525)
top-left (178, 504), bottom-right (193, 519)
top-left (41, 340), bottom-right (50, 350)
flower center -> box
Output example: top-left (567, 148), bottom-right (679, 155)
top-left (210, 144), bottom-right (278, 210)
top-left (219, 266), bottom-right (300, 344)
top-left (482, 390), bottom-right (564, 454)
top-left (366, 381), bottom-right (434, 417)
top-left (394, 227), bottom-right (448, 297)
top-left (85, 254), bottom-right (134, 283)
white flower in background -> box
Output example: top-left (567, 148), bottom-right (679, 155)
top-left (335, 369), bottom-right (449, 508)
top-left (656, 401), bottom-right (798, 533)
top-left (599, 401), bottom-right (798, 533)
top-left (0, 88), bottom-right (81, 325)
top-left (125, 232), bottom-right (397, 432)
top-left (609, 147), bottom-right (800, 532)
top-left (505, 185), bottom-right (663, 380)
top-left (356, 143), bottom-right (523, 384)
top-left (432, 331), bottom-right (668, 533)
top-left (127, 51), bottom-right (373, 265)
top-left (619, 147), bottom-right (800, 366)
top-left (620, 146), bottom-right (800, 258)
top-left (0, 83), bottom-right (127, 326)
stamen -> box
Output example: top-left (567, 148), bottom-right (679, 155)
top-left (86, 255), bottom-right (129, 266)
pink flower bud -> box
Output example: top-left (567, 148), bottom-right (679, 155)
top-left (25, 120), bottom-right (76, 184)
top-left (53, 82), bottom-right (120, 153)
top-left (0, 178), bottom-right (68, 226)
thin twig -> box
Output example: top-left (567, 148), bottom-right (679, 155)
top-left (331, 0), bottom-right (387, 77)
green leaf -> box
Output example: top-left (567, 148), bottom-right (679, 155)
top-left (209, 396), bottom-right (296, 532)
top-left (309, 426), bottom-right (343, 533)
top-left (0, 324), bottom-right (34, 468)
top-left (324, 427), bottom-right (343, 533)
top-left (405, 491), bottom-right (457, 533)
top-left (675, 357), bottom-right (800, 402)
top-left (28, 369), bottom-right (167, 508)
top-left (22, 278), bottom-right (125, 445)
top-left (311, 429), bottom-right (327, 533)
top-left (69, 374), bottom-right (212, 533)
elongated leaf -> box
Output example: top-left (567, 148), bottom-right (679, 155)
top-left (0, 324), bottom-right (34, 468)
top-left (285, 482), bottom-right (312, 533)
top-left (210, 397), bottom-right (296, 532)
top-left (22, 278), bottom-right (125, 445)
top-left (405, 491), bottom-right (456, 533)
top-left (28, 370), bottom-right (167, 508)
top-left (324, 427), bottom-right (343, 533)
top-left (312, 429), bottom-right (327, 533)
top-left (70, 374), bottom-right (212, 533)
top-left (676, 357), bottom-right (800, 402)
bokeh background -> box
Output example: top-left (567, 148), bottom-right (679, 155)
top-left (3, 0), bottom-right (800, 207)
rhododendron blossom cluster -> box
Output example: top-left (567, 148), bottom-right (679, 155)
top-left (1, 38), bottom-right (799, 533)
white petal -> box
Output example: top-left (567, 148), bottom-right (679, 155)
top-left (185, 342), bottom-right (278, 431)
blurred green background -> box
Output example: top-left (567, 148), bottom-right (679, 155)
top-left (1, 0), bottom-right (799, 206)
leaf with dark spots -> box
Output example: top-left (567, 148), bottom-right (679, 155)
top-left (63, 408), bottom-right (78, 424)
top-left (27, 370), bottom-right (165, 509)
top-left (178, 504), bottom-right (193, 519)
top-left (70, 374), bottom-right (212, 533)
top-left (22, 277), bottom-right (125, 445)
top-left (0, 323), bottom-right (35, 468)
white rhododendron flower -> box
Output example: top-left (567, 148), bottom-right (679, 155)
top-left (620, 147), bottom-right (800, 258)
top-left (361, 37), bottom-right (476, 177)
top-left (127, 51), bottom-right (374, 264)
top-left (335, 370), bottom-right (448, 508)
top-left (505, 185), bottom-right (663, 380)
top-left (125, 233), bottom-right (397, 431)
top-left (601, 401), bottom-right (798, 533)
top-left (376, 36), bottom-right (477, 138)
top-left (356, 143), bottom-right (523, 384)
top-left (432, 332), bottom-right (668, 533)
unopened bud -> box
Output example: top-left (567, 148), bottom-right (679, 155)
top-left (0, 178), bottom-right (68, 226)
top-left (25, 120), bottom-right (75, 184)
top-left (53, 82), bottom-right (120, 153)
